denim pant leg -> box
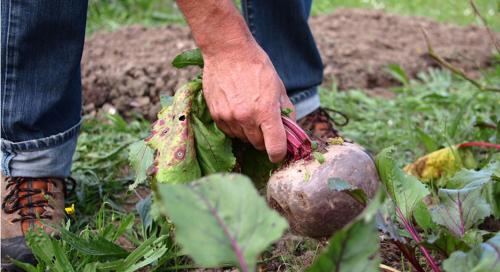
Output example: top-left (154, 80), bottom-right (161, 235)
top-left (1, 1), bottom-right (88, 177)
top-left (241, 0), bottom-right (323, 119)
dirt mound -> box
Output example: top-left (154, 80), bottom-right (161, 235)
top-left (82, 25), bottom-right (198, 119)
top-left (82, 8), bottom-right (498, 119)
top-left (313, 9), bottom-right (496, 90)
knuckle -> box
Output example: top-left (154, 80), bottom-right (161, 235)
top-left (260, 101), bottom-right (279, 111)
top-left (234, 109), bottom-right (253, 123)
top-left (219, 112), bottom-right (233, 122)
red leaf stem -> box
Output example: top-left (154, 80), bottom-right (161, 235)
top-left (395, 208), bottom-right (441, 272)
top-left (458, 141), bottom-right (500, 150)
top-left (282, 116), bottom-right (313, 161)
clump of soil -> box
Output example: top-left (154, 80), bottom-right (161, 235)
top-left (81, 8), bottom-right (498, 119)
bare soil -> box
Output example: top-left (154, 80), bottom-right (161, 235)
top-left (82, 8), bottom-right (497, 119)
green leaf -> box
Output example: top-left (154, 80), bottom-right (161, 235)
top-left (307, 189), bottom-right (384, 272)
top-left (307, 219), bottom-right (379, 272)
top-left (443, 232), bottom-right (500, 272)
top-left (462, 229), bottom-right (487, 248)
top-left (281, 108), bottom-right (293, 117)
top-left (136, 195), bottom-right (153, 235)
top-left (486, 181), bottom-right (500, 217)
top-left (148, 78), bottom-right (237, 183)
top-left (415, 127), bottom-right (439, 153)
top-left (386, 64), bottom-right (409, 86)
top-left (111, 213), bottom-right (135, 241)
top-left (375, 201), bottom-right (405, 243)
top-left (328, 177), bottom-right (368, 205)
top-left (147, 81), bottom-right (203, 183)
top-left (106, 113), bottom-right (129, 132)
top-left (25, 229), bottom-right (75, 272)
top-left (447, 162), bottom-right (499, 218)
top-left (375, 147), bottom-right (430, 219)
top-left (82, 263), bottom-right (98, 272)
top-left (191, 89), bottom-right (236, 175)
top-left (236, 142), bottom-right (278, 189)
top-left (413, 200), bottom-right (437, 231)
top-left (9, 258), bottom-right (39, 272)
top-left (157, 173), bottom-right (288, 271)
top-left (423, 230), bottom-right (470, 257)
top-left (171, 48), bottom-right (204, 68)
top-left (430, 185), bottom-right (491, 238)
top-left (128, 140), bottom-right (154, 190)
top-left (313, 152), bottom-right (326, 164)
top-left (160, 94), bottom-right (173, 108)
top-left (58, 227), bottom-right (129, 257)
top-left (448, 161), bottom-right (498, 189)
top-left (116, 235), bottom-right (169, 272)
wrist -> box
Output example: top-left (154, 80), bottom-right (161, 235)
top-left (177, 0), bottom-right (256, 58)
top-left (195, 15), bottom-right (255, 58)
top-left (200, 35), bottom-right (260, 61)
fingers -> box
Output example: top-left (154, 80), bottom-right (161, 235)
top-left (215, 120), bottom-right (246, 140)
top-left (214, 120), bottom-right (235, 137)
top-left (260, 110), bottom-right (287, 163)
top-left (204, 92), bottom-right (247, 140)
top-left (241, 125), bottom-right (265, 151)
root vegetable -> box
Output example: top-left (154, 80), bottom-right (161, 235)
top-left (266, 117), bottom-right (380, 238)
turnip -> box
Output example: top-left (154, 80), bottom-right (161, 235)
top-left (267, 116), bottom-right (380, 238)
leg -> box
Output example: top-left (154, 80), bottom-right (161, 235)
top-left (1, 0), bottom-right (88, 269)
top-left (1, 0), bottom-right (88, 177)
top-left (241, 0), bottom-right (323, 119)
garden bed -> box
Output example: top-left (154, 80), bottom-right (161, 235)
top-left (81, 8), bottom-right (498, 120)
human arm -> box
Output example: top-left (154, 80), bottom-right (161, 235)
top-left (176, 0), bottom-right (294, 163)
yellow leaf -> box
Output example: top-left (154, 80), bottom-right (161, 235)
top-left (404, 146), bottom-right (461, 183)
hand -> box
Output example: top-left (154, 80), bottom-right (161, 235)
top-left (202, 39), bottom-right (295, 163)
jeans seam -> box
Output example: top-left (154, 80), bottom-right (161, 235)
top-left (1, 149), bottom-right (15, 176)
top-left (289, 87), bottom-right (318, 105)
top-left (2, 0), bottom-right (20, 141)
top-left (1, 0), bottom-right (13, 139)
top-left (1, 118), bottom-right (81, 152)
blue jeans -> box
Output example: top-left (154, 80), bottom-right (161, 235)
top-left (1, 0), bottom-right (323, 177)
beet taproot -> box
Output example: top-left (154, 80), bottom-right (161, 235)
top-left (266, 142), bottom-right (380, 238)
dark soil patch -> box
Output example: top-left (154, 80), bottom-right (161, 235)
top-left (82, 8), bottom-right (498, 119)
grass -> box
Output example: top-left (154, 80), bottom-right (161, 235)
top-left (86, 0), bottom-right (500, 34)
top-left (86, 0), bottom-right (184, 33)
top-left (320, 62), bottom-right (500, 163)
top-left (311, 0), bottom-right (500, 31)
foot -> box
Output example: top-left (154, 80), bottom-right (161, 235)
top-left (297, 107), bottom-right (349, 140)
top-left (1, 176), bottom-right (71, 271)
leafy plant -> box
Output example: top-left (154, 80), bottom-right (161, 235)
top-left (376, 147), bottom-right (441, 272)
top-left (157, 173), bottom-right (288, 271)
top-left (128, 140), bottom-right (154, 190)
top-left (17, 205), bottom-right (172, 272)
top-left (430, 185), bottom-right (491, 238)
top-left (442, 232), bottom-right (500, 272)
